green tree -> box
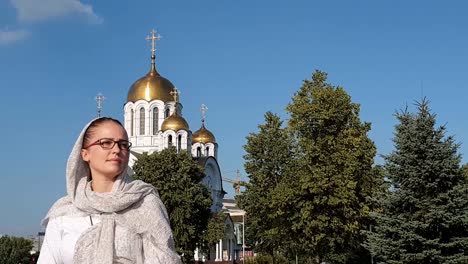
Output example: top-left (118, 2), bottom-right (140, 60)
top-left (238, 111), bottom-right (295, 258)
top-left (0, 236), bottom-right (33, 264)
top-left (366, 99), bottom-right (468, 264)
top-left (462, 163), bottom-right (468, 179)
top-left (285, 70), bottom-right (378, 263)
top-left (200, 211), bottom-right (226, 259)
top-left (132, 147), bottom-right (212, 263)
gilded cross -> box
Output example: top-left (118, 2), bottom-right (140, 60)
top-left (170, 87), bottom-right (180, 103)
top-left (200, 104), bottom-right (208, 122)
top-left (95, 93), bottom-right (105, 118)
top-left (146, 29), bottom-right (161, 57)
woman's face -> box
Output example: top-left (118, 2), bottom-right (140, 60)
top-left (81, 121), bottom-right (130, 181)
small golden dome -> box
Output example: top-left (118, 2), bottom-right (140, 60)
top-left (161, 112), bottom-right (190, 131)
top-left (192, 124), bottom-right (216, 144)
top-left (127, 61), bottom-right (175, 102)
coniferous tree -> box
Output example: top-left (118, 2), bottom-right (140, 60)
top-left (462, 163), bottom-right (468, 179)
top-left (132, 147), bottom-right (212, 263)
top-left (367, 99), bottom-right (468, 264)
top-left (285, 70), bottom-right (378, 263)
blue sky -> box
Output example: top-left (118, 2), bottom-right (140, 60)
top-left (1, 0), bottom-right (468, 237)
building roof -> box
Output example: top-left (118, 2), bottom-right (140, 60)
top-left (222, 198), bottom-right (245, 222)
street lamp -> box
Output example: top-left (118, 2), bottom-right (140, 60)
top-left (242, 212), bottom-right (245, 264)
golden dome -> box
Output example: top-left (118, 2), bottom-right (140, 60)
top-left (127, 60), bottom-right (175, 102)
top-left (192, 124), bottom-right (216, 144)
top-left (161, 112), bottom-right (190, 131)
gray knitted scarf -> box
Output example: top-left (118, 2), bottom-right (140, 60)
top-left (42, 119), bottom-right (181, 264)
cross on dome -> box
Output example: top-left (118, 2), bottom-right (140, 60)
top-left (95, 93), bottom-right (105, 118)
top-left (146, 29), bottom-right (161, 59)
top-left (200, 104), bottom-right (208, 124)
top-left (170, 87), bottom-right (180, 103)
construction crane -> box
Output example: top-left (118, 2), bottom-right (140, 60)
top-left (222, 169), bottom-right (247, 194)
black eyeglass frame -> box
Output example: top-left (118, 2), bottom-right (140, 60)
top-left (84, 138), bottom-right (132, 150)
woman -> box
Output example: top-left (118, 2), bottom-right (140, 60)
top-left (38, 117), bottom-right (181, 264)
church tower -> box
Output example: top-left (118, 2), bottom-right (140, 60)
top-left (123, 29), bottom-right (224, 212)
top-left (124, 29), bottom-right (191, 163)
top-left (192, 104), bottom-right (218, 159)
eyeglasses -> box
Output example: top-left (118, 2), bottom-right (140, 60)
top-left (84, 138), bottom-right (132, 150)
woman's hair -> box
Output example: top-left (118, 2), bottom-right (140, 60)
top-left (82, 117), bottom-right (125, 148)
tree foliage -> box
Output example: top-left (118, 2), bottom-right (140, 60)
top-left (0, 236), bottom-right (33, 264)
top-left (240, 71), bottom-right (380, 263)
top-left (284, 70), bottom-right (378, 263)
top-left (132, 147), bottom-right (212, 263)
top-left (200, 211), bottom-right (226, 258)
top-left (462, 163), bottom-right (468, 179)
top-left (238, 111), bottom-right (295, 257)
top-left (366, 99), bottom-right (468, 264)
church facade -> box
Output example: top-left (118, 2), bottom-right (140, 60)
top-left (122, 30), bottom-right (239, 261)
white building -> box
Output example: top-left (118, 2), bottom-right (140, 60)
top-left (222, 198), bottom-right (249, 261)
top-left (124, 30), bottom-right (228, 261)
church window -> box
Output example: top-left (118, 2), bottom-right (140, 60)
top-left (165, 108), bottom-right (170, 118)
top-left (130, 109), bottom-right (134, 136)
top-left (152, 107), bottom-right (159, 135)
top-left (177, 135), bottom-right (182, 152)
top-left (168, 135), bottom-right (173, 147)
top-left (139, 108), bottom-right (145, 135)
top-left (205, 146), bottom-right (210, 156)
top-left (197, 147), bottom-right (201, 157)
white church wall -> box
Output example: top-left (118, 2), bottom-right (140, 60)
top-left (191, 142), bottom-right (203, 157)
top-left (191, 142), bottom-right (218, 158)
top-left (175, 130), bottom-right (190, 151)
top-left (203, 158), bottom-right (224, 212)
top-left (134, 100), bottom-right (149, 136)
top-left (148, 100), bottom-right (165, 133)
top-left (124, 102), bottom-right (134, 137)
top-left (163, 130), bottom-right (177, 149)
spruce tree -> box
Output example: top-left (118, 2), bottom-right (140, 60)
top-left (367, 99), bottom-right (468, 263)
top-left (285, 70), bottom-right (378, 263)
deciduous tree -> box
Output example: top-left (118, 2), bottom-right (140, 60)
top-left (200, 211), bottom-right (226, 259)
top-left (132, 147), bottom-right (212, 263)
top-left (285, 70), bottom-right (378, 263)
top-left (0, 236), bottom-right (33, 264)
top-left (238, 111), bottom-right (295, 257)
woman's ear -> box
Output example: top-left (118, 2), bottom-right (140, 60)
top-left (81, 149), bottom-right (90, 162)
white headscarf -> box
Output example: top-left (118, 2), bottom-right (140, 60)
top-left (42, 118), bottom-right (181, 264)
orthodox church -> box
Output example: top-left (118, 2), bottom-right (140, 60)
top-left (122, 30), bottom-right (240, 261)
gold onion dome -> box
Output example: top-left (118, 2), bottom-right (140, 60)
top-left (161, 112), bottom-right (190, 131)
top-left (192, 123), bottom-right (216, 144)
top-left (127, 56), bottom-right (175, 102)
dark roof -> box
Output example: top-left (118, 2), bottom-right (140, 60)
top-left (130, 150), bottom-right (143, 158)
top-left (193, 156), bottom-right (210, 167)
top-left (231, 215), bottom-right (244, 223)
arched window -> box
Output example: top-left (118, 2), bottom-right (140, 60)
top-left (152, 107), bottom-right (159, 135)
top-left (130, 109), bottom-right (134, 136)
top-left (205, 146), bottom-right (210, 156)
top-left (165, 108), bottom-right (170, 118)
top-left (177, 135), bottom-right (182, 152)
top-left (139, 108), bottom-right (145, 135)
top-left (197, 147), bottom-right (201, 157)
top-left (168, 135), bottom-right (173, 147)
